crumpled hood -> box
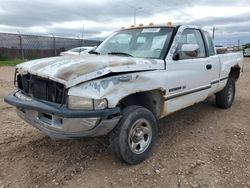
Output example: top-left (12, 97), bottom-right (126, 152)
top-left (16, 54), bottom-right (164, 88)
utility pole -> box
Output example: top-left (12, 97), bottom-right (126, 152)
top-left (134, 7), bottom-right (142, 25)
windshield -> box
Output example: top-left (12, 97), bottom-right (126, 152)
top-left (95, 27), bottom-right (173, 59)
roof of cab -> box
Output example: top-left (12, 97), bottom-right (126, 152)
top-left (120, 22), bottom-right (176, 31)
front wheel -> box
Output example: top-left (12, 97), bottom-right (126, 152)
top-left (216, 78), bottom-right (235, 109)
top-left (109, 105), bottom-right (158, 165)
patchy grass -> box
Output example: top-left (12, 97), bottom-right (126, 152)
top-left (0, 59), bottom-right (24, 66)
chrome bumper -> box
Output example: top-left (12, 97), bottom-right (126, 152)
top-left (5, 92), bottom-right (121, 139)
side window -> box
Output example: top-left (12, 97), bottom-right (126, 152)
top-left (177, 29), bottom-right (206, 60)
top-left (203, 31), bottom-right (216, 56)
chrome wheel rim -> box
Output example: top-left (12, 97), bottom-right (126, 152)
top-left (227, 84), bottom-right (234, 103)
top-left (128, 119), bottom-right (152, 154)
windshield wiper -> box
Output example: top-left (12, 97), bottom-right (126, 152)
top-left (144, 57), bottom-right (157, 59)
top-left (108, 52), bottom-right (133, 57)
top-left (88, 50), bottom-right (100, 55)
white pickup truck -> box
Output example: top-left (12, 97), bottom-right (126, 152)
top-left (5, 25), bottom-right (244, 164)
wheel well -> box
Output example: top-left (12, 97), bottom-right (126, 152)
top-left (229, 65), bottom-right (241, 81)
top-left (118, 90), bottom-right (165, 119)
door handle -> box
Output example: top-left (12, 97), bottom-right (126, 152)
top-left (206, 64), bottom-right (212, 70)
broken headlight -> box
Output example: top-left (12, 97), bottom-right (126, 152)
top-left (67, 96), bottom-right (108, 110)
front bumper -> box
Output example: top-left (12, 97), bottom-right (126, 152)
top-left (4, 92), bottom-right (121, 139)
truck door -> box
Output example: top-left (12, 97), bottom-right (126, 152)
top-left (165, 28), bottom-right (212, 113)
top-left (203, 31), bottom-right (221, 94)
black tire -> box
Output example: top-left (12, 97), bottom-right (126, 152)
top-left (216, 78), bottom-right (235, 109)
top-left (109, 105), bottom-right (158, 165)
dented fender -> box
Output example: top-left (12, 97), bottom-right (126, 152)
top-left (68, 71), bottom-right (167, 109)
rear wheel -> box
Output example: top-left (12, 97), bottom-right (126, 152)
top-left (216, 78), bottom-right (235, 109)
top-left (109, 105), bottom-right (158, 165)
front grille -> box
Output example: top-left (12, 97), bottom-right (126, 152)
top-left (16, 73), bottom-right (65, 104)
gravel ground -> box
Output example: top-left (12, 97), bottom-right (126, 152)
top-left (0, 58), bottom-right (250, 188)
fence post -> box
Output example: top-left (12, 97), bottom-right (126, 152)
top-left (77, 36), bottom-right (81, 47)
top-left (51, 33), bottom-right (56, 56)
top-left (18, 31), bottom-right (24, 60)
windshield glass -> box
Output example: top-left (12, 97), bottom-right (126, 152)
top-left (95, 27), bottom-right (173, 59)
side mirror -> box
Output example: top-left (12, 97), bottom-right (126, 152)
top-left (173, 51), bottom-right (180, 60)
top-left (181, 44), bottom-right (199, 58)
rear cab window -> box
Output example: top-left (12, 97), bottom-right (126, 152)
top-left (203, 31), bottom-right (216, 56)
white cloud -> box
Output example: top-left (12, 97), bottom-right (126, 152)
top-left (186, 5), bottom-right (250, 19)
top-left (0, 0), bottom-right (249, 45)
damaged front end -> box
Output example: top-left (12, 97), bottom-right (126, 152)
top-left (4, 69), bottom-right (121, 139)
top-left (5, 51), bottom-right (164, 139)
top-left (15, 70), bottom-right (66, 105)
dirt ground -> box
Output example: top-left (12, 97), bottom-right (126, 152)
top-left (0, 59), bottom-right (250, 188)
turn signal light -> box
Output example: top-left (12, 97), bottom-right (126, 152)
top-left (166, 21), bottom-right (173, 26)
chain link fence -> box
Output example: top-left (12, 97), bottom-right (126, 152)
top-left (0, 32), bottom-right (102, 60)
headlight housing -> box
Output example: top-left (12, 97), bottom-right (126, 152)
top-left (68, 96), bottom-right (108, 110)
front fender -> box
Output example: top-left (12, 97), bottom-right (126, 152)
top-left (68, 71), bottom-right (166, 108)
